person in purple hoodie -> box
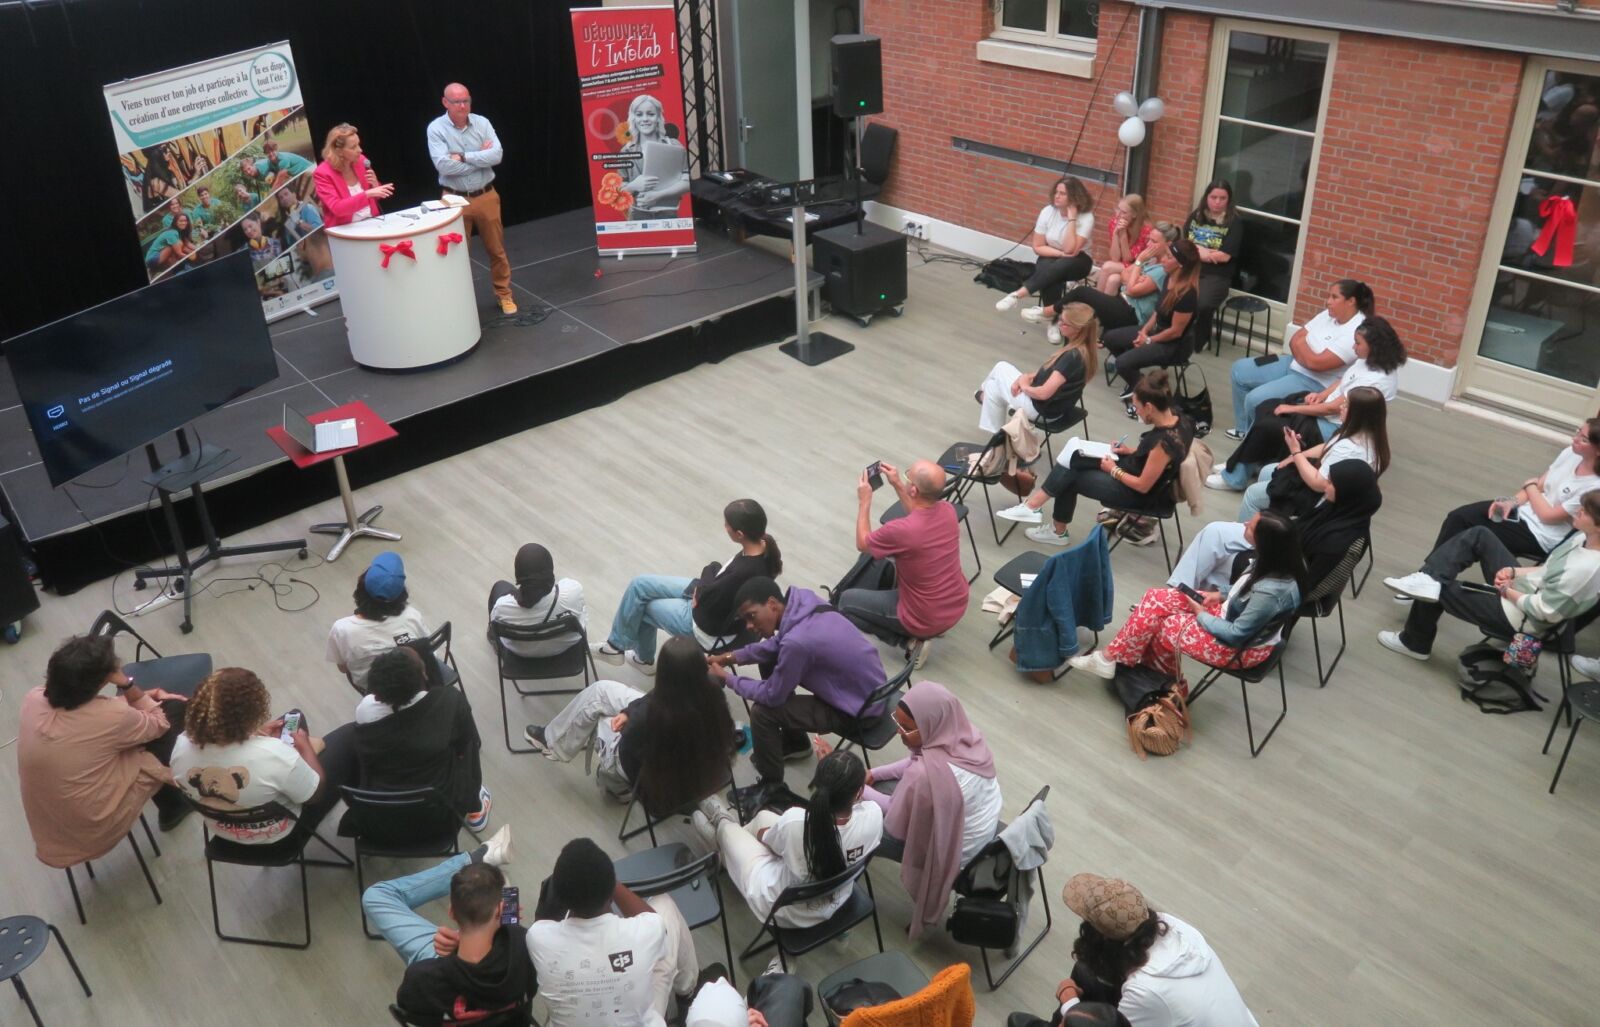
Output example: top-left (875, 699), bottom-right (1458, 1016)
top-left (709, 577), bottom-right (886, 798)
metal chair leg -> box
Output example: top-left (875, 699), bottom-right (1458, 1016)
top-left (64, 867), bottom-right (86, 925)
top-left (1548, 716), bottom-right (1585, 794)
top-left (1241, 661), bottom-right (1288, 757)
top-left (46, 924), bottom-right (92, 997)
top-left (126, 831), bottom-right (163, 907)
top-left (1544, 697), bottom-right (1571, 753)
top-left (12, 976), bottom-right (43, 1027)
top-left (139, 812), bottom-right (161, 858)
top-left (1351, 543), bottom-right (1374, 598)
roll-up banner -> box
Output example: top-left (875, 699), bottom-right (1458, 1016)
top-left (105, 41), bottom-right (338, 321)
top-left (570, 6), bottom-right (698, 256)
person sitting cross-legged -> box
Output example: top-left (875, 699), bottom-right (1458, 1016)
top-left (710, 577), bottom-right (885, 809)
top-left (527, 836), bottom-right (701, 1027)
top-left (362, 826), bottom-right (530, 1022)
top-left (1380, 490), bottom-right (1600, 661)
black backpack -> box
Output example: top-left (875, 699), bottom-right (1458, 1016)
top-left (1456, 642), bottom-right (1545, 714)
top-left (827, 552), bottom-right (895, 601)
top-left (974, 257), bottom-right (1036, 294)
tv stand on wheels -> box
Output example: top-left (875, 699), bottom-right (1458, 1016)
top-left (132, 428), bottom-right (307, 633)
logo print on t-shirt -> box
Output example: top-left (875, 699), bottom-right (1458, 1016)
top-left (846, 844), bottom-right (864, 862)
top-left (608, 950), bottom-right (635, 972)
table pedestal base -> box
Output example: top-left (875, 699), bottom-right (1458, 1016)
top-left (310, 455), bottom-right (403, 561)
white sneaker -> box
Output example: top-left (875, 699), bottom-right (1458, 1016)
top-left (481, 825), bottom-right (514, 868)
top-left (1223, 427), bottom-right (1246, 441)
top-left (1378, 630), bottom-right (1429, 661)
top-left (1046, 324), bottom-right (1063, 345)
top-left (1067, 649), bottom-right (1118, 679)
top-left (996, 502), bottom-right (1043, 524)
top-left (911, 638), bottom-right (933, 670)
top-left (1020, 304), bottom-right (1051, 323)
top-left (1572, 654), bottom-right (1600, 681)
top-left (995, 294), bottom-right (1020, 312)
top-left (1025, 523), bottom-right (1071, 546)
top-left (1204, 473), bottom-right (1237, 491)
top-left (1382, 572), bottom-right (1441, 603)
top-left (1212, 461), bottom-right (1226, 473)
top-left (627, 650), bottom-right (656, 675)
top-left (593, 642), bottom-right (625, 665)
top-left (697, 794), bottom-right (736, 830)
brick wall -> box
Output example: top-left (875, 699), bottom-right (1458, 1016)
top-left (1142, 13), bottom-right (1213, 227)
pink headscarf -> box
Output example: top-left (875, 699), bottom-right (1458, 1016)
top-left (884, 681), bottom-right (997, 937)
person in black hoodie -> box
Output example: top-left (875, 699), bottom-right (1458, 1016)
top-left (363, 826), bottom-right (533, 1021)
top-left (350, 645), bottom-right (489, 831)
top-left (595, 498), bottom-right (782, 673)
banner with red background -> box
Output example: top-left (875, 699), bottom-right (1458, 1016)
top-left (570, 6), bottom-right (697, 255)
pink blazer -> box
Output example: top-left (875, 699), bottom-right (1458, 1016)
top-left (313, 158), bottom-right (381, 226)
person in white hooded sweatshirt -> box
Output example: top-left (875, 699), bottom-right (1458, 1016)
top-left (1053, 873), bottom-right (1257, 1027)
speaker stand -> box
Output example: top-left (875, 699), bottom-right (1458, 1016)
top-left (779, 201), bottom-right (854, 366)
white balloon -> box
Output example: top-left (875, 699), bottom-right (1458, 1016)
top-left (1113, 91), bottom-right (1138, 118)
top-left (1137, 97), bottom-right (1166, 123)
top-left (1117, 116), bottom-right (1147, 147)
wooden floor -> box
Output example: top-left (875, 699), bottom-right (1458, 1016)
top-left (2, 246), bottom-right (1597, 1026)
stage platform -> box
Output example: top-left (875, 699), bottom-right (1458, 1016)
top-left (0, 208), bottom-right (815, 589)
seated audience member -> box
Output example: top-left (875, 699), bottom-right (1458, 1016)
top-left (598, 499), bottom-right (781, 672)
top-left (327, 551), bottom-right (430, 690)
top-left (1061, 223), bottom-right (1178, 335)
top-left (841, 461), bottom-right (971, 644)
top-left (1228, 386), bottom-right (1391, 522)
top-left (18, 636), bottom-right (193, 869)
top-left (997, 370), bottom-right (1194, 548)
top-left (974, 302), bottom-right (1098, 433)
top-left (1095, 193), bottom-right (1155, 298)
top-left (1185, 179), bottom-right (1244, 333)
top-left (527, 837), bottom-right (700, 1026)
top-left (1171, 462), bottom-right (1382, 594)
top-left (686, 969), bottom-right (812, 1027)
top-left (361, 826), bottom-right (527, 1022)
top-left (995, 177), bottom-right (1095, 320)
top-left (354, 646), bottom-right (490, 830)
top-left (170, 667), bottom-right (358, 844)
top-left (1099, 240), bottom-right (1202, 395)
top-left (488, 542), bottom-right (587, 657)
top-left (1225, 279), bottom-right (1373, 440)
top-left (1011, 1000), bottom-right (1132, 1027)
top-left (711, 578), bottom-right (885, 795)
top-left (694, 750), bottom-right (882, 931)
top-left (1219, 315), bottom-right (1407, 479)
top-left (1380, 491), bottom-right (1600, 661)
top-left (1070, 511), bottom-right (1304, 693)
top-left (862, 682), bottom-right (1001, 938)
top-left (524, 636), bottom-right (738, 814)
top-left (1059, 873), bottom-right (1259, 1026)
top-left (1428, 417), bottom-right (1600, 563)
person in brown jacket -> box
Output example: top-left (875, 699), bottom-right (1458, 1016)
top-left (17, 634), bottom-right (191, 868)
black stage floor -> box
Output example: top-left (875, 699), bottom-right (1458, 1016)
top-left (0, 209), bottom-right (813, 589)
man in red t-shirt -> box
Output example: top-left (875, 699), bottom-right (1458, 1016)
top-left (840, 460), bottom-right (971, 649)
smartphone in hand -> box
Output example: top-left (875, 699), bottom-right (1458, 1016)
top-left (865, 461), bottom-right (883, 490)
top-left (279, 711), bottom-right (301, 745)
top-left (1175, 583), bottom-right (1206, 604)
top-left (500, 885), bottom-right (521, 925)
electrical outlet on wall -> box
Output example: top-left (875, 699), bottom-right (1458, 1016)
top-left (902, 218), bottom-right (925, 239)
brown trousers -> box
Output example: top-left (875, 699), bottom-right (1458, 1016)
top-left (455, 186), bottom-right (510, 301)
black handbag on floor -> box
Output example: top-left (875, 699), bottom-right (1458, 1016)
top-left (1174, 366), bottom-right (1212, 437)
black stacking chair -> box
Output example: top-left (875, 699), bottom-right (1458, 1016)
top-left (89, 609), bottom-right (212, 694)
top-left (614, 844), bottom-right (736, 986)
top-left (340, 785), bottom-right (481, 938)
top-left (1188, 610), bottom-right (1295, 757)
top-left (489, 615), bottom-right (594, 754)
top-left (60, 814), bottom-right (163, 926)
top-left (832, 658), bottom-right (916, 769)
top-left (739, 849), bottom-right (883, 973)
top-left (1298, 537), bottom-right (1367, 687)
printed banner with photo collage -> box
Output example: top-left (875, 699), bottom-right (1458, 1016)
top-left (570, 7), bottom-right (697, 255)
top-left (105, 41), bottom-right (338, 321)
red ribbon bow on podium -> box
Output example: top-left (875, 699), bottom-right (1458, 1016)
top-left (379, 240), bottom-right (415, 268)
top-left (1532, 195), bottom-right (1576, 268)
top-left (436, 232), bottom-right (464, 256)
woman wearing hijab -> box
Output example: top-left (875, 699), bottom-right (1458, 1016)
top-left (862, 681), bottom-right (1002, 938)
top-left (488, 543), bottom-right (588, 658)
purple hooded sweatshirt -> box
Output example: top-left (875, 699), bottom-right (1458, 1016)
top-left (727, 586), bottom-right (886, 715)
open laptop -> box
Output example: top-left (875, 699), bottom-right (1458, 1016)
top-left (283, 403), bottom-right (358, 453)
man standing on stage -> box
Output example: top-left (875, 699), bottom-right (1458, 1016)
top-left (427, 82), bottom-right (516, 314)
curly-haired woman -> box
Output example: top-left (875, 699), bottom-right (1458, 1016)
top-left (170, 668), bottom-right (357, 845)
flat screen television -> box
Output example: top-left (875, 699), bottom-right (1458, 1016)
top-left (3, 251), bottom-right (279, 487)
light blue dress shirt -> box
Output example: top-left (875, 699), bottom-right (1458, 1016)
top-left (426, 112), bottom-right (503, 193)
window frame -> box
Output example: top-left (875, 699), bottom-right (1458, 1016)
top-left (990, 0), bottom-right (1099, 54)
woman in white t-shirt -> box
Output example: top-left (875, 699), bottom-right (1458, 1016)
top-left (994, 177), bottom-right (1095, 322)
top-left (487, 543), bottom-right (587, 658)
top-left (326, 551), bottom-right (430, 691)
top-left (169, 667), bottom-right (358, 845)
top-left (1235, 386), bottom-right (1391, 522)
top-left (1216, 316), bottom-right (1408, 491)
top-left (693, 749), bottom-right (882, 930)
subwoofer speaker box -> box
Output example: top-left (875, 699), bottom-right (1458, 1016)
top-left (830, 34), bottom-right (882, 117)
top-left (812, 220), bottom-right (906, 320)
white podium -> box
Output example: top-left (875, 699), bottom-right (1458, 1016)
top-left (325, 206), bottom-right (482, 370)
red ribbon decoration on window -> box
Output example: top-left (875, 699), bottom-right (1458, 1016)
top-left (436, 232), bottom-right (464, 256)
top-left (1532, 195), bottom-right (1576, 268)
top-left (379, 240), bottom-right (415, 268)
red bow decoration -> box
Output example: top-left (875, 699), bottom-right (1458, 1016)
top-left (379, 240), bottom-right (415, 268)
top-left (1532, 195), bottom-right (1576, 268)
top-left (436, 232), bottom-right (464, 256)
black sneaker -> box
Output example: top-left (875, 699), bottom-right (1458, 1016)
top-left (1118, 386), bottom-right (1135, 401)
top-left (523, 724), bottom-right (558, 759)
top-left (1124, 399), bottom-right (1138, 419)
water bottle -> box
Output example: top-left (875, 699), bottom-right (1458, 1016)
top-left (734, 721), bottom-right (754, 756)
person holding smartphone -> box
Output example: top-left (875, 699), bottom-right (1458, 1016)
top-left (1068, 512), bottom-right (1305, 694)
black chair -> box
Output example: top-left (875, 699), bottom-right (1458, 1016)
top-left (1350, 535), bottom-right (1376, 598)
top-left (489, 615), bottom-right (595, 754)
top-left (1298, 537), bottom-right (1368, 687)
top-left (1106, 490), bottom-right (1185, 574)
top-left (88, 609), bottom-right (212, 694)
top-left (61, 813), bottom-right (163, 925)
top-left (817, 951), bottom-right (928, 1025)
top-left (620, 758), bottom-right (739, 847)
top-left (191, 799), bottom-right (353, 949)
top-left (833, 657), bottom-right (916, 769)
top-left (0, 915), bottom-right (91, 1027)
top-left (425, 621), bottom-right (464, 694)
top-left (739, 849), bottom-right (883, 973)
top-left (929, 432), bottom-right (1013, 551)
top-left (614, 843), bottom-right (737, 986)
top-left (389, 1001), bottom-right (534, 1026)
top-left (1187, 611), bottom-right (1295, 757)
top-left (340, 785), bottom-right (481, 939)
top-left (1032, 389), bottom-right (1090, 466)
top-left (1544, 680), bottom-right (1600, 794)
top-left (948, 785), bottom-right (1053, 990)
top-left (984, 548), bottom-right (1101, 676)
